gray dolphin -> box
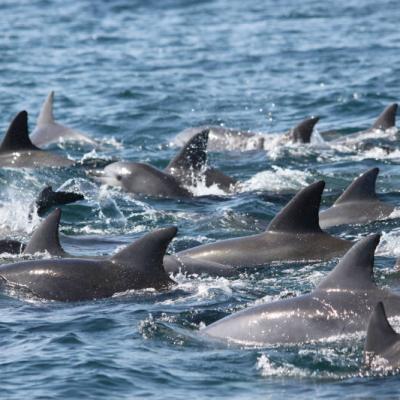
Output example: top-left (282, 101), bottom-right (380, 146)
top-left (202, 234), bottom-right (400, 345)
top-left (0, 226), bottom-right (177, 301)
top-left (6, 208), bottom-right (235, 277)
top-left (319, 168), bottom-right (395, 229)
top-left (178, 181), bottom-right (352, 268)
top-left (0, 111), bottom-right (74, 168)
top-left (172, 116), bottom-right (320, 151)
top-left (30, 91), bottom-right (95, 147)
top-left (289, 116), bottom-right (320, 143)
top-left (364, 302), bottom-right (400, 370)
top-left (90, 130), bottom-right (237, 197)
top-left (322, 103), bottom-right (398, 142)
top-left (369, 103), bottom-right (398, 131)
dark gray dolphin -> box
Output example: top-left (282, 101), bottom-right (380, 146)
top-left (0, 111), bottom-right (74, 168)
top-left (364, 302), bottom-right (400, 370)
top-left (370, 103), bottom-right (398, 131)
top-left (289, 116), bottom-right (320, 143)
top-left (322, 103), bottom-right (398, 142)
top-left (164, 130), bottom-right (237, 191)
top-left (202, 235), bottom-right (400, 345)
top-left (30, 91), bottom-right (95, 147)
top-left (178, 181), bottom-right (352, 268)
top-left (89, 130), bottom-right (236, 197)
top-left (0, 226), bottom-right (177, 301)
top-left (13, 208), bottom-right (235, 277)
top-left (319, 168), bottom-right (395, 228)
top-left (171, 116), bottom-right (320, 151)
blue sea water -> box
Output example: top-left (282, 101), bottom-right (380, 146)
top-left (1, 0), bottom-right (400, 398)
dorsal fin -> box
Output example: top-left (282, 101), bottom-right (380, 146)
top-left (267, 181), bottom-right (324, 233)
top-left (316, 234), bottom-right (380, 291)
top-left (0, 111), bottom-right (40, 153)
top-left (165, 130), bottom-right (208, 173)
top-left (364, 302), bottom-right (400, 358)
top-left (372, 103), bottom-right (397, 130)
top-left (23, 208), bottom-right (66, 256)
top-left (290, 116), bottom-right (320, 143)
top-left (111, 226), bottom-right (177, 273)
top-left (334, 168), bottom-right (379, 205)
top-left (37, 91), bottom-right (55, 126)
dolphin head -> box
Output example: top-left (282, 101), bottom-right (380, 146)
top-left (89, 161), bottom-right (140, 189)
top-left (89, 161), bottom-right (190, 197)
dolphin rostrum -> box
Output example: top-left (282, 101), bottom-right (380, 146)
top-left (202, 234), bottom-right (400, 345)
top-left (319, 168), bottom-right (395, 228)
top-left (178, 181), bottom-right (352, 268)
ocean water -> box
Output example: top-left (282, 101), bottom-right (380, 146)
top-left (1, 0), bottom-right (400, 398)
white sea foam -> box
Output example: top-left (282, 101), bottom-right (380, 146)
top-left (239, 166), bottom-right (311, 192)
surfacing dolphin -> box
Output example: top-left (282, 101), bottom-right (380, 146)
top-left (321, 103), bottom-right (398, 143)
top-left (0, 226), bottom-right (177, 301)
top-left (202, 234), bottom-right (400, 346)
top-left (178, 181), bottom-right (352, 268)
top-left (89, 130), bottom-right (237, 197)
top-left (0, 111), bottom-right (74, 168)
top-left (319, 167), bottom-right (395, 229)
top-left (171, 116), bottom-right (320, 151)
top-left (30, 91), bottom-right (95, 147)
top-left (2, 208), bottom-right (235, 277)
top-left (364, 302), bottom-right (400, 371)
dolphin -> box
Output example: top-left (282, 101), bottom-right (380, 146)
top-left (171, 116), bottom-right (320, 151)
top-left (368, 103), bottom-right (398, 132)
top-left (89, 130), bottom-right (237, 197)
top-left (202, 234), bottom-right (400, 345)
top-left (364, 302), bottom-right (400, 370)
top-left (321, 103), bottom-right (398, 142)
top-left (178, 181), bottom-right (352, 268)
top-left (0, 226), bottom-right (177, 301)
top-left (0, 111), bottom-right (74, 168)
top-left (30, 91), bottom-right (95, 147)
top-left (288, 116), bottom-right (320, 143)
top-left (319, 168), bottom-right (395, 229)
top-left (0, 208), bottom-right (235, 277)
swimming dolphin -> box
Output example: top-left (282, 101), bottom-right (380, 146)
top-left (3, 208), bottom-right (234, 277)
top-left (319, 168), bottom-right (394, 228)
top-left (0, 226), bottom-right (177, 301)
top-left (368, 103), bottom-right (398, 132)
top-left (89, 130), bottom-right (237, 197)
top-left (288, 116), bottom-right (320, 143)
top-left (321, 103), bottom-right (398, 142)
top-left (178, 181), bottom-right (352, 268)
top-left (364, 302), bottom-right (400, 370)
top-left (30, 91), bottom-right (95, 147)
top-left (202, 234), bottom-right (400, 345)
top-left (0, 111), bottom-right (74, 168)
top-left (171, 116), bottom-right (320, 151)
